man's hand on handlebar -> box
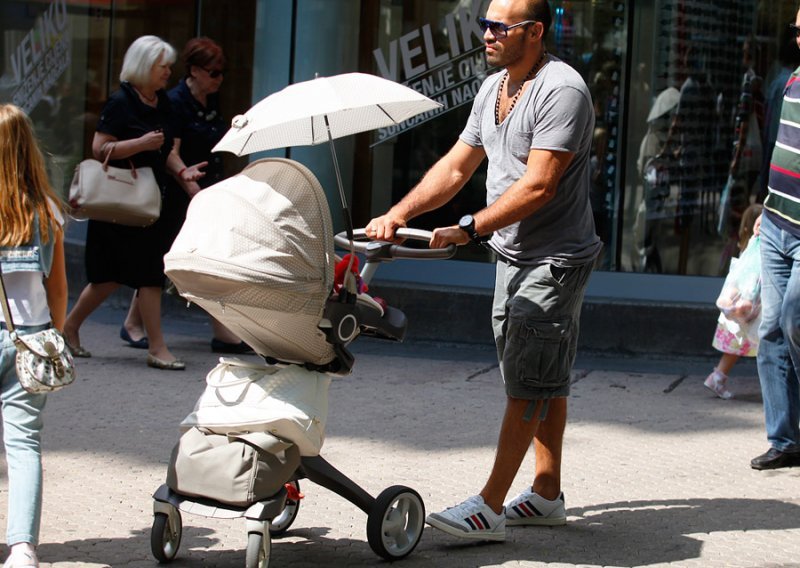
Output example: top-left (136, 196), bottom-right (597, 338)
top-left (430, 226), bottom-right (469, 249)
top-left (334, 228), bottom-right (456, 258)
top-left (365, 213), bottom-right (407, 243)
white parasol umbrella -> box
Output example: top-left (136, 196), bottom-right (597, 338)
top-left (212, 72), bottom-right (442, 243)
top-left (213, 72), bottom-right (441, 154)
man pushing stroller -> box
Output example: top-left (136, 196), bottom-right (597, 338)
top-left (366, 0), bottom-right (599, 542)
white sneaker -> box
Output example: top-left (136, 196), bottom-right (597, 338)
top-left (426, 495), bottom-right (506, 541)
top-left (704, 369), bottom-right (733, 399)
top-left (504, 489), bottom-right (566, 526)
top-left (3, 543), bottom-right (38, 568)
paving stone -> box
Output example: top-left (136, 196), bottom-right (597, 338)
top-left (0, 306), bottom-right (796, 567)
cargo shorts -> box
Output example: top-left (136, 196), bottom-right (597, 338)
top-left (492, 259), bottom-right (593, 400)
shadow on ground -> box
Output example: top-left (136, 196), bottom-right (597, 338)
top-left (36, 497), bottom-right (800, 567)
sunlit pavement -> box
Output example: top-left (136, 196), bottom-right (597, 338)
top-left (0, 304), bottom-right (795, 568)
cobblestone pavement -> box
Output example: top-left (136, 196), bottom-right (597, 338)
top-left (0, 306), bottom-right (797, 568)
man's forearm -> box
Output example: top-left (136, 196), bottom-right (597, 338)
top-left (391, 142), bottom-right (484, 222)
top-left (391, 162), bottom-right (468, 222)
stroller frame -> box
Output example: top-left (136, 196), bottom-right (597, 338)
top-left (152, 452), bottom-right (425, 566)
top-left (151, 227), bottom-right (454, 567)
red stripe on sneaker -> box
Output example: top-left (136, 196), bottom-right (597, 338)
top-left (517, 502), bottom-right (534, 517)
top-left (469, 514), bottom-right (485, 530)
top-left (477, 512), bottom-right (491, 528)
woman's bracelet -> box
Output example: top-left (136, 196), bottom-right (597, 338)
top-left (178, 166), bottom-right (187, 178)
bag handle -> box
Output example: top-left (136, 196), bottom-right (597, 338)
top-left (218, 356), bottom-right (273, 370)
top-left (205, 360), bottom-right (278, 388)
top-left (101, 142), bottom-right (138, 180)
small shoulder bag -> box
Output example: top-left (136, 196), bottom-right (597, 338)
top-left (0, 266), bottom-right (76, 394)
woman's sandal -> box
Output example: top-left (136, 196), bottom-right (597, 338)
top-left (65, 340), bottom-right (91, 358)
top-left (146, 354), bottom-right (186, 371)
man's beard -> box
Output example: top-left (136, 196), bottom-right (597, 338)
top-left (486, 38), bottom-right (526, 69)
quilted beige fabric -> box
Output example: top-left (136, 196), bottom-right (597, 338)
top-left (165, 158), bottom-right (337, 365)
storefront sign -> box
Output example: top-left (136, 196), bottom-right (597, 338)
top-left (7, 0), bottom-right (71, 114)
top-left (373, 0), bottom-right (491, 143)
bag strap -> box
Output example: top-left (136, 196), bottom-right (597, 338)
top-left (101, 142), bottom-right (138, 180)
top-left (101, 142), bottom-right (114, 170)
top-left (0, 264), bottom-right (17, 334)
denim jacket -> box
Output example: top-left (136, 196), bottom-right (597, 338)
top-left (0, 217), bottom-right (54, 276)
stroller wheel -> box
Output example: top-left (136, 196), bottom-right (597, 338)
top-left (367, 485), bottom-right (425, 560)
top-left (150, 508), bottom-right (182, 563)
top-left (270, 480), bottom-right (301, 536)
top-left (245, 529), bottom-right (272, 568)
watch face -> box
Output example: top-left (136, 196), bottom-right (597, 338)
top-left (459, 214), bottom-right (473, 229)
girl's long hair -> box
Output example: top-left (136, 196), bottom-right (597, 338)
top-left (0, 104), bottom-right (64, 246)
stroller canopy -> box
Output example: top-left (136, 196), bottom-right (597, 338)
top-left (165, 158), bottom-right (337, 366)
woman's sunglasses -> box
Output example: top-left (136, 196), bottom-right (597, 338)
top-left (204, 67), bottom-right (225, 78)
top-left (790, 23), bottom-right (800, 38)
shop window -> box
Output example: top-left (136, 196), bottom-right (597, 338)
top-left (623, 0), bottom-right (800, 276)
top-left (549, 0), bottom-right (628, 271)
top-left (0, 0), bottom-right (255, 238)
top-left (0, 0), bottom-right (99, 199)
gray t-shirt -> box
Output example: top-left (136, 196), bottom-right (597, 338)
top-left (460, 54), bottom-right (602, 266)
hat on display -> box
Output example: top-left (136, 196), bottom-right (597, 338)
top-left (646, 87), bottom-right (680, 122)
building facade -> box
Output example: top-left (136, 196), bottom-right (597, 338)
top-left (1, 0), bottom-right (798, 304)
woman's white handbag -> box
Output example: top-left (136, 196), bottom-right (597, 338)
top-left (181, 358), bottom-right (331, 456)
top-left (68, 151), bottom-right (161, 227)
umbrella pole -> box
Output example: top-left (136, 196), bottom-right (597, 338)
top-left (325, 115), bottom-right (358, 295)
top-left (324, 116), bottom-right (354, 240)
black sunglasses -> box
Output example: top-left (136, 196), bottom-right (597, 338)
top-left (478, 17), bottom-right (537, 39)
top-left (790, 23), bottom-right (800, 38)
top-left (204, 67), bottom-right (225, 78)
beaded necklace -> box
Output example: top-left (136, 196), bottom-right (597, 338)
top-left (134, 85), bottom-right (157, 105)
top-left (494, 51), bottom-right (547, 125)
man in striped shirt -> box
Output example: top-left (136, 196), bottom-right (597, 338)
top-left (751, 8), bottom-right (800, 471)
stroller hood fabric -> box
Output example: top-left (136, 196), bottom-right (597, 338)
top-left (164, 158), bottom-right (337, 365)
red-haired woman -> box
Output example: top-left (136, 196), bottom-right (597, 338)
top-left (163, 37), bottom-right (251, 354)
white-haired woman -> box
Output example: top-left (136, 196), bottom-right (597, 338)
top-left (64, 35), bottom-right (204, 370)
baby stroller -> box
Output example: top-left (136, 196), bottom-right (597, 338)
top-left (150, 158), bottom-right (454, 567)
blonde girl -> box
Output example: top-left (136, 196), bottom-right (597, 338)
top-left (0, 104), bottom-right (67, 567)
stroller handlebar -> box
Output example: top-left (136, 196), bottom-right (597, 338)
top-left (334, 228), bottom-right (457, 261)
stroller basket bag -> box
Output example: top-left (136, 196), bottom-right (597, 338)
top-left (167, 427), bottom-right (300, 507)
top-left (164, 158), bottom-right (337, 366)
top-left (180, 358), bottom-right (331, 456)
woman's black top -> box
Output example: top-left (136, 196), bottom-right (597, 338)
top-left (85, 81), bottom-right (177, 288)
top-left (168, 79), bottom-right (225, 189)
top-left (154, 79), bottom-right (227, 247)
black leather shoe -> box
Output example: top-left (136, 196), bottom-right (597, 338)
top-left (120, 326), bottom-right (149, 349)
top-left (750, 448), bottom-right (800, 470)
top-left (211, 338), bottom-right (255, 355)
